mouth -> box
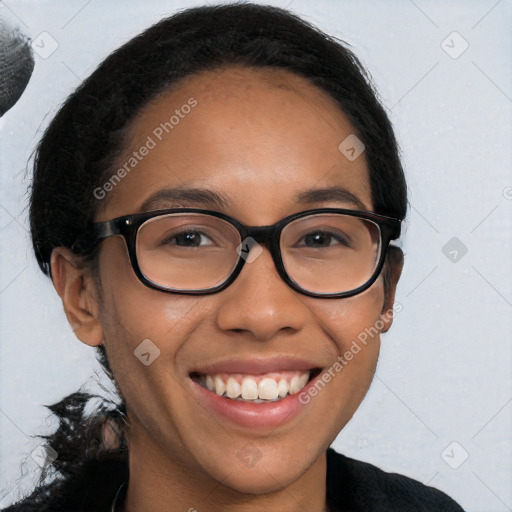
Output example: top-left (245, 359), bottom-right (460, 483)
top-left (190, 368), bottom-right (322, 403)
top-left (187, 357), bottom-right (325, 429)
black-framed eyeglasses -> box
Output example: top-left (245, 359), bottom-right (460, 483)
top-left (75, 207), bottom-right (401, 299)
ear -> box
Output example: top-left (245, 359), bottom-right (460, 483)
top-left (50, 247), bottom-right (104, 347)
top-left (379, 246), bottom-right (404, 333)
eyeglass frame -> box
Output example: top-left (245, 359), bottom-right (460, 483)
top-left (74, 207), bottom-right (402, 299)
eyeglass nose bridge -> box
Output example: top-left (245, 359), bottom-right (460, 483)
top-left (243, 224), bottom-right (278, 245)
top-left (231, 223), bottom-right (294, 297)
top-left (241, 225), bottom-right (285, 270)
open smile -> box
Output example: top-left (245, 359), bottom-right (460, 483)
top-left (190, 368), bottom-right (322, 402)
top-left (188, 359), bottom-right (323, 429)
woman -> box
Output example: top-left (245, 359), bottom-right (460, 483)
top-left (2, 3), bottom-right (464, 511)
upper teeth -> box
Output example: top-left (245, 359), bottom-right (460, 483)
top-left (201, 371), bottom-right (310, 401)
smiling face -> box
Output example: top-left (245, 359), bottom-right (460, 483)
top-left (53, 65), bottom-right (401, 505)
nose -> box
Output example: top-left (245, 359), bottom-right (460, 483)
top-left (215, 245), bottom-right (309, 341)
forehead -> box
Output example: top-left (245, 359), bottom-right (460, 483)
top-left (98, 65), bottom-right (372, 222)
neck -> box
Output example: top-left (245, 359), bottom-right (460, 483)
top-left (118, 419), bottom-right (329, 512)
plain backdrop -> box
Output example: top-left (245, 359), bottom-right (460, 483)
top-left (0, 1), bottom-right (511, 511)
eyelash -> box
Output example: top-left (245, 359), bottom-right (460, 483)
top-left (294, 230), bottom-right (351, 248)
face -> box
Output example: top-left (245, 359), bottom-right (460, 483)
top-left (55, 66), bottom-right (401, 495)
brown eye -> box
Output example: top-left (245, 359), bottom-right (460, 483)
top-left (162, 230), bottom-right (214, 247)
top-left (298, 230), bottom-right (351, 249)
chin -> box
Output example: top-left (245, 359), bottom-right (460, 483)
top-left (193, 440), bottom-right (324, 495)
top-left (214, 461), bottom-right (306, 495)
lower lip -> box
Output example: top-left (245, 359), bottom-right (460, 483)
top-left (189, 375), bottom-right (319, 429)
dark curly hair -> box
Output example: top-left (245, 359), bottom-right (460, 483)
top-left (4, 2), bottom-right (407, 508)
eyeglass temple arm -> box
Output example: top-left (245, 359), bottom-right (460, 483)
top-left (93, 220), bottom-right (123, 240)
top-left (385, 218), bottom-right (402, 241)
top-left (72, 219), bottom-right (123, 253)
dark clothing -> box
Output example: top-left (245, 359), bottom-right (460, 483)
top-left (2, 448), bottom-right (464, 511)
top-left (325, 449), bottom-right (464, 511)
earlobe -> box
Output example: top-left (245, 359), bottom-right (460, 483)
top-left (380, 246), bottom-right (404, 333)
top-left (50, 248), bottom-right (104, 347)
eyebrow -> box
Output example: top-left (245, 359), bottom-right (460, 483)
top-left (295, 186), bottom-right (367, 210)
top-left (139, 187), bottom-right (230, 211)
top-left (139, 185), bottom-right (367, 212)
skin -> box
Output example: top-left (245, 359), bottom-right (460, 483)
top-left (51, 65), bottom-right (403, 512)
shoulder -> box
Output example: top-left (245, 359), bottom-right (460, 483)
top-left (1, 459), bottom-right (128, 512)
top-left (326, 448), bottom-right (465, 512)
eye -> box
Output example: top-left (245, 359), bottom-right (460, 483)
top-left (162, 229), bottom-right (215, 247)
top-left (297, 230), bottom-right (351, 248)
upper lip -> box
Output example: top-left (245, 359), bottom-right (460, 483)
top-left (190, 356), bottom-right (323, 376)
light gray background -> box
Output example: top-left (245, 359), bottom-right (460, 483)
top-left (1, 1), bottom-right (511, 510)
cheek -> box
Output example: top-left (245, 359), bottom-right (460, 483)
top-left (313, 278), bottom-right (385, 348)
top-left (307, 279), bottom-right (385, 387)
top-left (290, 280), bottom-right (386, 440)
top-left (96, 239), bottom-right (208, 391)
top-left (96, 257), bottom-right (212, 459)
top-left (98, 237), bottom-right (207, 332)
